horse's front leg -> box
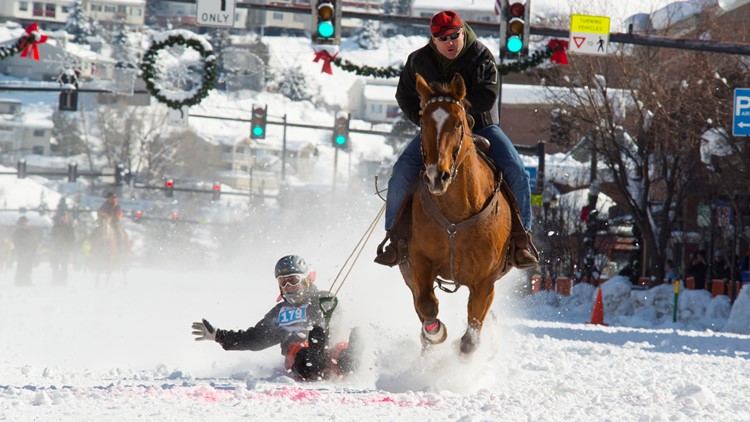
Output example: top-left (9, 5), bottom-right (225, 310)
top-left (461, 279), bottom-right (496, 354)
top-left (403, 259), bottom-right (447, 348)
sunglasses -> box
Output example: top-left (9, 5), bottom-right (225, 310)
top-left (435, 30), bottom-right (462, 42)
top-left (277, 274), bottom-right (304, 288)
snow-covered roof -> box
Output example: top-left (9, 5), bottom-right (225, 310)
top-left (363, 84), bottom-right (397, 103)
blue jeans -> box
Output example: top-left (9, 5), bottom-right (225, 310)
top-left (385, 124), bottom-right (531, 232)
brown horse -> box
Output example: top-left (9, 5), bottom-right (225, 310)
top-left (399, 73), bottom-right (512, 355)
top-left (90, 213), bottom-right (129, 283)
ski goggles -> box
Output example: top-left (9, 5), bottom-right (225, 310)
top-left (277, 274), bottom-right (305, 288)
top-left (435, 29), bottom-right (462, 43)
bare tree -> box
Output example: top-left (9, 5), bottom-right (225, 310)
top-left (544, 46), bottom-right (729, 282)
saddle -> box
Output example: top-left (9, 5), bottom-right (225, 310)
top-left (375, 135), bottom-right (533, 268)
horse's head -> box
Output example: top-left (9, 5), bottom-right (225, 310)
top-left (416, 73), bottom-right (471, 195)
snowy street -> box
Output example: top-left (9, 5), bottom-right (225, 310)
top-left (1, 263), bottom-right (749, 421)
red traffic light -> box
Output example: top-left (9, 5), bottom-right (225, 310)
top-left (135, 210), bottom-right (142, 218)
top-left (165, 179), bottom-right (174, 188)
top-left (509, 1), bottom-right (525, 17)
top-left (171, 212), bottom-right (178, 220)
top-left (213, 183), bottom-right (221, 191)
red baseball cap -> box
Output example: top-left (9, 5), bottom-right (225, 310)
top-left (430, 10), bottom-right (463, 38)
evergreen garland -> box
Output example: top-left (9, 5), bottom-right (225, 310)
top-left (140, 31), bottom-right (217, 109)
top-left (0, 34), bottom-right (34, 60)
top-left (331, 45), bottom-right (560, 78)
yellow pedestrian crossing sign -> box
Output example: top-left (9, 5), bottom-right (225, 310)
top-left (569, 14), bottom-right (610, 56)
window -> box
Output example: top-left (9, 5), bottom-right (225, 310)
top-left (32, 2), bottom-right (43, 16)
top-left (45, 3), bottom-right (55, 17)
top-left (0, 125), bottom-right (13, 132)
top-left (90, 4), bottom-right (101, 11)
top-left (117, 5), bottom-right (126, 13)
top-left (386, 105), bottom-right (400, 118)
top-left (236, 146), bottom-right (245, 154)
top-left (223, 145), bottom-right (233, 153)
top-left (19, 1), bottom-right (28, 12)
top-left (105, 5), bottom-right (115, 12)
top-left (131, 7), bottom-right (142, 16)
top-left (370, 104), bottom-right (383, 114)
top-left (33, 129), bottom-right (45, 137)
top-left (272, 12), bottom-right (283, 21)
top-left (32, 146), bottom-right (44, 155)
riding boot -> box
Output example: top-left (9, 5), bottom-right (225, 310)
top-left (375, 195), bottom-right (413, 267)
top-left (511, 230), bottom-right (539, 269)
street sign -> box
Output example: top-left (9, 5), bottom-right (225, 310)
top-left (569, 14), bottom-right (610, 56)
top-left (196, 0), bottom-right (236, 28)
top-left (525, 166), bottom-right (537, 193)
top-left (733, 88), bottom-right (750, 136)
top-left (168, 106), bottom-right (189, 127)
top-left (697, 205), bottom-right (711, 228)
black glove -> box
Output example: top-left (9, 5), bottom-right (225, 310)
top-left (191, 318), bottom-right (217, 341)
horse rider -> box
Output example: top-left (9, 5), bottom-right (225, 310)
top-left (191, 255), bottom-right (363, 380)
top-left (97, 192), bottom-right (126, 249)
top-left (98, 192), bottom-right (123, 222)
top-left (375, 10), bottom-right (538, 270)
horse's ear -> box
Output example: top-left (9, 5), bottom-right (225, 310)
top-left (450, 73), bottom-right (467, 102)
top-left (415, 73), bottom-right (434, 103)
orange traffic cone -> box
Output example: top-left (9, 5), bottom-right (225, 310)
top-left (589, 287), bottom-right (607, 326)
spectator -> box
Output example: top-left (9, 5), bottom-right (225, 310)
top-left (712, 249), bottom-right (730, 280)
top-left (50, 212), bottom-right (76, 284)
top-left (664, 259), bottom-right (679, 283)
top-left (12, 216), bottom-right (38, 286)
top-left (687, 250), bottom-right (708, 290)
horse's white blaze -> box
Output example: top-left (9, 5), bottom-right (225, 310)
top-left (430, 107), bottom-right (449, 149)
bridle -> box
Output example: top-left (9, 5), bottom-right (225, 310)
top-left (420, 95), bottom-right (467, 180)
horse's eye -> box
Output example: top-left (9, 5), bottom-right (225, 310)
top-left (455, 121), bottom-right (462, 130)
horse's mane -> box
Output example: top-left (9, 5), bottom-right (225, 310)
top-left (428, 81), bottom-right (472, 112)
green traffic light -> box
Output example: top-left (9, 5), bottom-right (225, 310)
top-left (507, 36), bottom-right (523, 53)
top-left (335, 135), bottom-right (346, 145)
top-left (253, 126), bottom-right (264, 137)
top-left (318, 21), bottom-right (334, 38)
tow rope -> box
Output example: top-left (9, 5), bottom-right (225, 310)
top-left (320, 203), bottom-right (385, 321)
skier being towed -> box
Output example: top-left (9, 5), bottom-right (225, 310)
top-left (191, 255), bottom-right (362, 380)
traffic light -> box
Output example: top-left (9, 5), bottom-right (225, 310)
top-left (212, 181), bottom-right (221, 201)
top-left (133, 210), bottom-right (142, 223)
top-left (17, 159), bottom-right (26, 179)
top-left (251, 104), bottom-right (267, 139)
top-left (59, 90), bottom-right (78, 111)
top-left (332, 112), bottom-right (349, 150)
top-left (311, 0), bottom-right (341, 45)
top-left (165, 178), bottom-right (174, 198)
top-left (114, 163), bottom-right (126, 185)
top-left (500, 0), bottom-right (531, 56)
top-left (67, 162), bottom-right (77, 182)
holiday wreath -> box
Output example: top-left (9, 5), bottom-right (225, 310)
top-left (140, 30), bottom-right (217, 109)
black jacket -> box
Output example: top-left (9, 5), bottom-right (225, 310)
top-left (395, 23), bottom-right (500, 130)
top-left (214, 287), bottom-right (330, 355)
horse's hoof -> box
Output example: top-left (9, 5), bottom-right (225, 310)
top-left (420, 319), bottom-right (447, 349)
top-left (459, 329), bottom-right (480, 354)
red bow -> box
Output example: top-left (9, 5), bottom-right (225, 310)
top-left (547, 39), bottom-right (569, 65)
top-left (20, 23), bottom-right (48, 61)
top-left (313, 50), bottom-right (337, 75)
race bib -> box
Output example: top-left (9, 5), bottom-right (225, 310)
top-left (278, 305), bottom-right (308, 328)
